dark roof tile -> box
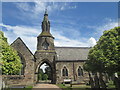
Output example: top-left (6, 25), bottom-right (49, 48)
top-left (55, 47), bottom-right (90, 61)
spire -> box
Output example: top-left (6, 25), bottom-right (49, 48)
top-left (43, 8), bottom-right (48, 21)
top-left (38, 9), bottom-right (54, 38)
top-left (42, 8), bottom-right (49, 31)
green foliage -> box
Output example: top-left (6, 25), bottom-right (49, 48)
top-left (84, 27), bottom-right (120, 75)
top-left (57, 84), bottom-right (91, 90)
top-left (98, 27), bottom-right (120, 74)
top-left (25, 86), bottom-right (33, 88)
top-left (84, 47), bottom-right (104, 73)
top-left (43, 74), bottom-right (48, 80)
top-left (0, 31), bottom-right (7, 42)
top-left (38, 69), bottom-right (49, 80)
top-left (38, 73), bottom-right (42, 80)
top-left (38, 69), bottom-right (44, 80)
top-left (0, 31), bottom-right (22, 75)
top-left (106, 80), bottom-right (115, 89)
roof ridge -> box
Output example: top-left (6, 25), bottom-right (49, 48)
top-left (11, 37), bottom-right (34, 56)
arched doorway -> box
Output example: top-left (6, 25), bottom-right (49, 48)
top-left (37, 61), bottom-right (53, 84)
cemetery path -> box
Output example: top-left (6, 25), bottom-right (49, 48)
top-left (32, 84), bottom-right (61, 89)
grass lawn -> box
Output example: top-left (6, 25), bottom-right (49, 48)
top-left (57, 84), bottom-right (91, 90)
top-left (106, 81), bottom-right (115, 89)
top-left (5, 85), bottom-right (33, 90)
top-left (57, 83), bottom-right (116, 90)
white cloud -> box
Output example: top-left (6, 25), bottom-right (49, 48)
top-left (0, 23), bottom-right (38, 53)
top-left (34, 1), bottom-right (47, 14)
top-left (52, 30), bottom-right (84, 47)
top-left (86, 18), bottom-right (118, 39)
top-left (96, 19), bottom-right (118, 35)
top-left (1, 23), bottom-right (93, 54)
top-left (0, 23), bottom-right (39, 36)
top-left (15, 2), bottom-right (77, 18)
top-left (14, 2), bottom-right (59, 22)
top-left (88, 37), bottom-right (96, 47)
top-left (1, 18), bottom-right (117, 53)
top-left (52, 28), bottom-right (95, 47)
top-left (15, 3), bottom-right (32, 12)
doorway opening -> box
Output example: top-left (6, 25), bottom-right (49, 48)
top-left (37, 62), bottom-right (52, 84)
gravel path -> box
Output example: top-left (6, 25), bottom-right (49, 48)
top-left (33, 84), bottom-right (61, 90)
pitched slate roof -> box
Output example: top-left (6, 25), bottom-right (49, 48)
top-left (55, 47), bottom-right (90, 61)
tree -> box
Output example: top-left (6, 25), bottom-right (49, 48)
top-left (43, 74), bottom-right (48, 80)
top-left (0, 31), bottom-right (22, 75)
top-left (84, 46), bottom-right (105, 88)
top-left (97, 27), bottom-right (120, 89)
top-left (97, 27), bottom-right (120, 75)
top-left (84, 27), bottom-right (120, 89)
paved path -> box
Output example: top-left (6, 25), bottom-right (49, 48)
top-left (33, 84), bottom-right (61, 90)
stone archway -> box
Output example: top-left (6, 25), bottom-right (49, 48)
top-left (35, 59), bottom-right (56, 84)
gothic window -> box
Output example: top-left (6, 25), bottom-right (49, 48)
top-left (62, 66), bottom-right (68, 76)
top-left (42, 39), bottom-right (49, 50)
top-left (18, 52), bottom-right (26, 75)
top-left (78, 66), bottom-right (83, 76)
top-left (21, 63), bottom-right (24, 75)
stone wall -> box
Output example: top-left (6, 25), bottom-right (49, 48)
top-left (34, 51), bottom-right (57, 84)
top-left (11, 38), bottom-right (35, 86)
top-left (2, 75), bottom-right (26, 87)
top-left (56, 61), bottom-right (89, 84)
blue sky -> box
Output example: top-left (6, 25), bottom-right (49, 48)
top-left (0, 2), bottom-right (118, 53)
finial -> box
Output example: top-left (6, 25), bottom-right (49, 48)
top-left (45, 8), bottom-right (47, 14)
top-left (44, 8), bottom-right (48, 16)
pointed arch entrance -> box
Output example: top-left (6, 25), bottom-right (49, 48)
top-left (35, 59), bottom-right (56, 84)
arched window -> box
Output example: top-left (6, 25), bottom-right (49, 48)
top-left (78, 66), bottom-right (83, 76)
top-left (62, 66), bottom-right (68, 76)
top-left (42, 39), bottom-right (49, 50)
top-left (18, 52), bottom-right (26, 75)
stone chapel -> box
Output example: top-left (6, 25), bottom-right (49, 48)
top-left (8, 10), bottom-right (90, 86)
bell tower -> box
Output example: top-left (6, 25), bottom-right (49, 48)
top-left (37, 10), bottom-right (54, 52)
top-left (34, 9), bottom-right (57, 84)
top-left (37, 9), bottom-right (55, 51)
